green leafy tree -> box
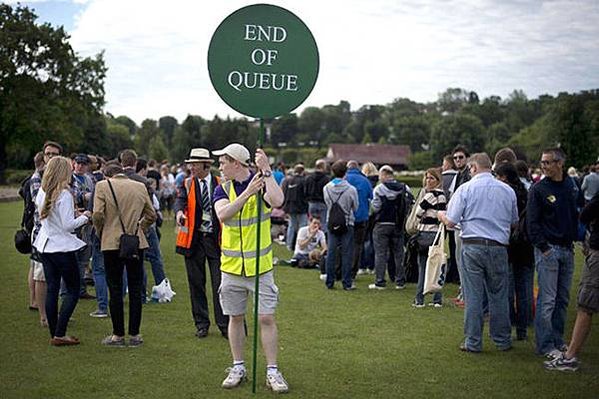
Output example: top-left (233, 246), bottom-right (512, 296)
top-left (158, 116), bottom-right (178, 147)
top-left (135, 119), bottom-right (159, 157)
top-left (105, 117), bottom-right (134, 158)
top-left (270, 113), bottom-right (298, 146)
top-left (0, 4), bottom-right (106, 181)
top-left (115, 115), bottom-right (137, 137)
top-left (149, 135), bottom-right (168, 162)
top-left (430, 113), bottom-right (486, 160)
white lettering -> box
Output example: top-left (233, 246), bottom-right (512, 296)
top-left (258, 73), bottom-right (270, 89)
top-left (271, 74), bottom-right (285, 91)
top-left (272, 26), bottom-right (287, 42)
top-left (257, 25), bottom-right (270, 41)
top-left (227, 71), bottom-right (242, 92)
top-left (243, 72), bottom-right (257, 89)
top-left (244, 24), bottom-right (257, 41)
top-left (286, 75), bottom-right (298, 91)
top-left (266, 50), bottom-right (278, 66)
top-left (251, 48), bottom-right (266, 65)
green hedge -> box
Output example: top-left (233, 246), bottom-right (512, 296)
top-left (397, 175), bottom-right (423, 188)
top-left (5, 169), bottom-right (32, 185)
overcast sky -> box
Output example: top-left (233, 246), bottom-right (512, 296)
top-left (10, 0), bottom-right (599, 124)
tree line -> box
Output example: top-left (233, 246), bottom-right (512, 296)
top-left (2, 4), bottom-right (598, 183)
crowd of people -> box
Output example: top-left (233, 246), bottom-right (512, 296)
top-left (16, 138), bottom-right (599, 393)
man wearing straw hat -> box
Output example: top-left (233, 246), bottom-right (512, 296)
top-left (175, 148), bottom-right (228, 339)
top-left (211, 143), bottom-right (288, 393)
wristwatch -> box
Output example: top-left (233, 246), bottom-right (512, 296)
top-left (262, 170), bottom-right (272, 178)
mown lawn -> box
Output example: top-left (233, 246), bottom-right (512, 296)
top-left (0, 200), bottom-right (597, 398)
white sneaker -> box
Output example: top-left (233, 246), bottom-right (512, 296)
top-left (428, 303), bottom-right (443, 308)
top-left (266, 370), bottom-right (289, 393)
top-left (222, 366), bottom-right (247, 389)
top-left (319, 274), bottom-right (327, 281)
top-left (367, 269), bottom-right (375, 275)
top-left (368, 283), bottom-right (386, 290)
top-left (356, 269), bottom-right (367, 276)
top-left (412, 302), bottom-right (425, 308)
top-left (545, 349), bottom-right (564, 361)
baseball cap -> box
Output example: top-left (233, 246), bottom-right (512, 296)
top-left (212, 143), bottom-right (250, 166)
top-left (74, 153), bottom-right (90, 164)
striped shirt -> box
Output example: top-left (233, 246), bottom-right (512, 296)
top-left (416, 188), bottom-right (447, 233)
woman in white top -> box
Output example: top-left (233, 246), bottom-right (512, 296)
top-left (33, 156), bottom-right (91, 346)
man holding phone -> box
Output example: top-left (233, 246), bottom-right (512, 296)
top-left (175, 148), bottom-right (228, 339)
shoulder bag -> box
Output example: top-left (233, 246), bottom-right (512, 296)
top-left (107, 180), bottom-right (140, 260)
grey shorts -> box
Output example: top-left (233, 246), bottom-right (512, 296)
top-left (577, 249), bottom-right (599, 314)
top-left (219, 270), bottom-right (279, 316)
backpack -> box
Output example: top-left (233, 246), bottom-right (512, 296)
top-left (327, 190), bottom-right (348, 235)
top-left (394, 184), bottom-right (413, 229)
top-left (18, 176), bottom-right (35, 234)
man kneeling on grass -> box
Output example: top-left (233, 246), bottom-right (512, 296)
top-left (290, 216), bottom-right (327, 275)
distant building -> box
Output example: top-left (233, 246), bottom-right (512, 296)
top-left (325, 143), bottom-right (411, 170)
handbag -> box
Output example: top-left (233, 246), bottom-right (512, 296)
top-left (14, 229), bottom-right (32, 254)
top-left (423, 225), bottom-right (447, 295)
top-left (405, 188), bottom-right (425, 236)
top-left (107, 180), bottom-right (140, 260)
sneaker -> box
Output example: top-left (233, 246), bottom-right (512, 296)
top-left (356, 269), bottom-right (367, 276)
top-left (367, 269), bottom-right (375, 275)
top-left (368, 283), bottom-right (386, 290)
top-left (222, 366), bottom-right (247, 389)
top-left (128, 335), bottom-right (144, 347)
top-left (545, 349), bottom-right (564, 361)
top-left (544, 354), bottom-right (579, 372)
top-left (89, 310), bottom-right (109, 318)
top-left (428, 303), bottom-right (443, 308)
top-left (412, 302), bottom-right (425, 308)
top-left (266, 370), bottom-right (289, 393)
top-left (101, 335), bottom-right (126, 347)
top-left (319, 274), bottom-right (327, 281)
top-left (557, 343), bottom-right (569, 352)
top-left (395, 284), bottom-right (406, 290)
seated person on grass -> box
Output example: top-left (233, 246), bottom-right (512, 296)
top-left (290, 216), bottom-right (327, 270)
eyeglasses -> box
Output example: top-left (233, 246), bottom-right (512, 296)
top-left (453, 155), bottom-right (465, 160)
top-left (540, 160), bottom-right (558, 166)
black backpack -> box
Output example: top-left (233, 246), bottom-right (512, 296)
top-left (377, 184), bottom-right (412, 230)
top-left (327, 190), bottom-right (348, 235)
top-left (15, 176), bottom-right (34, 254)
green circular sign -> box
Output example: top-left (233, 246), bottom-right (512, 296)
top-left (208, 4), bottom-right (319, 119)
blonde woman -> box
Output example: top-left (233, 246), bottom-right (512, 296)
top-left (413, 168), bottom-right (447, 307)
top-left (33, 156), bottom-right (91, 346)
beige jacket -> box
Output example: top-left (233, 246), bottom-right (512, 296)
top-left (92, 174), bottom-right (157, 251)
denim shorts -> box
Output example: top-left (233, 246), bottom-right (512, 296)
top-left (219, 270), bottom-right (279, 316)
top-left (577, 249), bottom-right (599, 314)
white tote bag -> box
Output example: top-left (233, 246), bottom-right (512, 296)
top-left (151, 278), bottom-right (177, 303)
top-left (423, 225), bottom-right (447, 295)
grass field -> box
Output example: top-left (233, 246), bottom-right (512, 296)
top-left (1, 200), bottom-right (597, 398)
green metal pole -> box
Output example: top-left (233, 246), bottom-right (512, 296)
top-left (252, 119), bottom-right (265, 393)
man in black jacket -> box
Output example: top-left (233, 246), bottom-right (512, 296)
top-left (304, 159), bottom-right (330, 234)
top-left (527, 148), bottom-right (579, 359)
top-left (544, 193), bottom-right (599, 371)
top-left (175, 148), bottom-right (228, 339)
top-left (282, 164), bottom-right (309, 251)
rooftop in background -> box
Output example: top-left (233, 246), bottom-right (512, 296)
top-left (326, 143), bottom-right (411, 170)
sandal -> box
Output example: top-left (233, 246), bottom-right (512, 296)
top-left (40, 319), bottom-right (48, 327)
top-left (29, 305), bottom-right (38, 311)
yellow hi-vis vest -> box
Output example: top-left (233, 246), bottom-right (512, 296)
top-left (220, 180), bottom-right (272, 277)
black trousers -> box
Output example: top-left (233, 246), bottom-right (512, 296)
top-left (184, 233), bottom-right (228, 332)
top-left (104, 250), bottom-right (144, 337)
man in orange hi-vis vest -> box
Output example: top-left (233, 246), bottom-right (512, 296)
top-left (175, 148), bottom-right (228, 339)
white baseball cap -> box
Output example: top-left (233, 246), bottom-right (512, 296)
top-left (212, 143), bottom-right (250, 166)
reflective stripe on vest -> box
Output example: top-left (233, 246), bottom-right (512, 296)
top-left (219, 179), bottom-right (272, 277)
top-left (175, 177), bottom-right (196, 250)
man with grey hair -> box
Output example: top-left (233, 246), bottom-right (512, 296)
top-left (527, 147), bottom-right (579, 360)
top-left (439, 152), bottom-right (518, 353)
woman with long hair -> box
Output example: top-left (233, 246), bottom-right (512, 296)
top-left (413, 168), bottom-right (447, 307)
top-left (33, 156), bottom-right (91, 346)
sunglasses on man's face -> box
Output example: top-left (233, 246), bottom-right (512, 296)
top-left (453, 155), bottom-right (465, 160)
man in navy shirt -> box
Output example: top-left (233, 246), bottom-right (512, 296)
top-left (527, 148), bottom-right (579, 360)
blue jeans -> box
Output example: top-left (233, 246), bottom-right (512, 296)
top-left (308, 202), bottom-right (327, 234)
top-left (534, 245), bottom-right (574, 354)
top-left (326, 227), bottom-right (354, 289)
top-left (144, 226), bottom-right (166, 285)
top-left (415, 249), bottom-right (442, 305)
top-left (286, 213), bottom-right (308, 251)
top-left (461, 243), bottom-right (511, 351)
top-left (91, 234), bottom-right (108, 312)
top-left (40, 251), bottom-right (80, 338)
top-left (508, 262), bottom-right (534, 338)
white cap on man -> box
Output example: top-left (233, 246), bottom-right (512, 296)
top-left (212, 143), bottom-right (250, 166)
